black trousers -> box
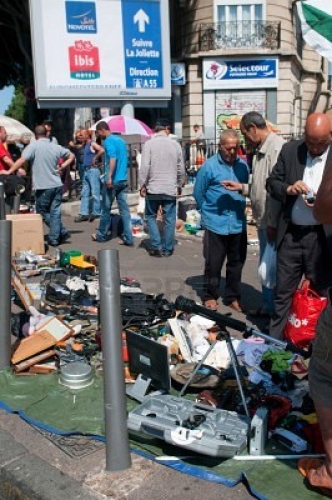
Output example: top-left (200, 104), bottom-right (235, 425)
top-left (269, 224), bottom-right (332, 339)
top-left (203, 229), bottom-right (247, 303)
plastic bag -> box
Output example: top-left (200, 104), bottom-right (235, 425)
top-left (284, 281), bottom-right (327, 348)
top-left (258, 243), bottom-right (276, 289)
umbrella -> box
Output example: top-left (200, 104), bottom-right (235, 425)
top-left (296, 2), bottom-right (332, 61)
top-left (0, 115), bottom-right (34, 141)
top-left (90, 115), bottom-right (153, 136)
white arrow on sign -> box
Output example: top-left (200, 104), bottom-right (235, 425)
top-left (134, 9), bottom-right (149, 33)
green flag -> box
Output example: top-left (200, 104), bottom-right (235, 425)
top-left (297, 1), bottom-right (332, 60)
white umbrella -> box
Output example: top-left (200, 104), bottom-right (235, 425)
top-left (90, 115), bottom-right (153, 136)
top-left (0, 115), bottom-right (34, 141)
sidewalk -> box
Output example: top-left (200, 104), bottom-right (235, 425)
top-left (0, 214), bottom-right (262, 500)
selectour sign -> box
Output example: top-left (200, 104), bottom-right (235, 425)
top-left (29, 0), bottom-right (171, 107)
top-left (203, 57), bottom-right (278, 90)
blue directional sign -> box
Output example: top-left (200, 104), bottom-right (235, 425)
top-left (121, 0), bottom-right (163, 90)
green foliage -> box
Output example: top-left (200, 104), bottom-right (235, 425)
top-left (5, 86), bottom-right (27, 123)
top-left (0, 1), bottom-right (32, 89)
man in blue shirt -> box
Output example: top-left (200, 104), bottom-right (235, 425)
top-left (194, 129), bottom-right (249, 312)
top-left (92, 122), bottom-right (133, 245)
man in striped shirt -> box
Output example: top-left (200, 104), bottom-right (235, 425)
top-left (139, 120), bottom-right (184, 257)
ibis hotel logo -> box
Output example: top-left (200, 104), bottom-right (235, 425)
top-left (69, 40), bottom-right (100, 79)
top-left (65, 1), bottom-right (97, 33)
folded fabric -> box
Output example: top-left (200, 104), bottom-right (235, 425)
top-left (261, 349), bottom-right (293, 373)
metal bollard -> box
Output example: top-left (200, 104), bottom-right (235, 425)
top-left (98, 248), bottom-right (131, 471)
top-left (0, 220), bottom-right (12, 369)
top-left (13, 184), bottom-right (25, 214)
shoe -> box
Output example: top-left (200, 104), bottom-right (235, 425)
top-left (203, 299), bottom-right (218, 311)
top-left (118, 239), bottom-right (134, 247)
top-left (89, 215), bottom-right (100, 222)
top-left (91, 233), bottom-right (108, 243)
top-left (248, 307), bottom-right (271, 318)
top-left (148, 248), bottom-right (163, 257)
top-left (75, 215), bottom-right (89, 222)
top-left (162, 250), bottom-right (173, 257)
top-left (60, 232), bottom-right (71, 244)
top-left (227, 300), bottom-right (244, 313)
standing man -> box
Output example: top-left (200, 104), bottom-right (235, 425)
top-left (194, 129), bottom-right (249, 312)
top-left (222, 112), bottom-right (285, 317)
top-left (92, 122), bottom-right (133, 246)
top-left (0, 125), bottom-right (74, 246)
top-left (266, 112), bottom-right (332, 339)
top-left (191, 124), bottom-right (207, 155)
top-left (74, 129), bottom-right (104, 222)
top-left (139, 119), bottom-right (184, 257)
top-left (0, 126), bottom-right (13, 172)
top-left (297, 140), bottom-right (332, 496)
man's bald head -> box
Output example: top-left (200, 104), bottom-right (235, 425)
top-left (305, 112), bottom-right (332, 157)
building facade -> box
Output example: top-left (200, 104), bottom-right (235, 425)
top-left (170, 0), bottom-right (331, 141)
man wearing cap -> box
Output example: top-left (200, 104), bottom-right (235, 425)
top-left (139, 119), bottom-right (184, 257)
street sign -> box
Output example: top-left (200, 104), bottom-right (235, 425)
top-left (122, 0), bottom-right (163, 91)
top-left (29, 0), bottom-right (171, 107)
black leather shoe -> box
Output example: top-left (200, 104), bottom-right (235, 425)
top-left (74, 215), bottom-right (89, 222)
top-left (148, 248), bottom-right (163, 257)
top-left (162, 250), bottom-right (173, 257)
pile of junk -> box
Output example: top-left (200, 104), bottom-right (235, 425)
top-left (9, 249), bottom-right (322, 459)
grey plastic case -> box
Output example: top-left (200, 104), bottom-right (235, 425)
top-left (127, 394), bottom-right (249, 457)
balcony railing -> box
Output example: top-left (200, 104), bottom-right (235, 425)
top-left (199, 21), bottom-right (281, 51)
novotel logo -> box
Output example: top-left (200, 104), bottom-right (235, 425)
top-left (65, 1), bottom-right (97, 33)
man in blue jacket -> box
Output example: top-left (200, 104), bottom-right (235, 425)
top-left (194, 129), bottom-right (249, 312)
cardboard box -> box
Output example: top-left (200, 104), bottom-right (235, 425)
top-left (6, 214), bottom-right (45, 255)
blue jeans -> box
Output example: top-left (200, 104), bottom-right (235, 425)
top-left (80, 167), bottom-right (101, 216)
top-left (35, 187), bottom-right (69, 244)
top-left (145, 195), bottom-right (176, 254)
top-left (258, 227), bottom-right (275, 314)
top-left (96, 181), bottom-right (133, 244)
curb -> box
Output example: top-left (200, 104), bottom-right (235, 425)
top-left (0, 430), bottom-right (98, 500)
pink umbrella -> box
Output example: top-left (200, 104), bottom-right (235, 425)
top-left (91, 115), bottom-right (153, 136)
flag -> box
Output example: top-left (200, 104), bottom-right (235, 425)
top-left (296, 2), bottom-right (332, 61)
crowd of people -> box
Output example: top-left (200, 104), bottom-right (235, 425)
top-left (1, 111), bottom-right (332, 495)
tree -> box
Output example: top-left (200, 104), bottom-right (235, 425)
top-left (5, 86), bottom-right (27, 123)
top-left (0, 1), bottom-right (74, 143)
top-left (0, 1), bottom-right (32, 89)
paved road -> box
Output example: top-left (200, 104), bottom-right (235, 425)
top-left (0, 214), bottom-right (266, 500)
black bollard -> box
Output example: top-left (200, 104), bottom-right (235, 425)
top-left (98, 248), bottom-right (131, 471)
top-left (0, 220), bottom-right (12, 369)
top-left (0, 183), bottom-right (5, 220)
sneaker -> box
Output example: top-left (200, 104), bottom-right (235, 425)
top-left (75, 215), bottom-right (89, 222)
top-left (60, 232), bottom-right (71, 244)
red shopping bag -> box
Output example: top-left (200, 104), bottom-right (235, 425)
top-left (284, 281), bottom-right (327, 348)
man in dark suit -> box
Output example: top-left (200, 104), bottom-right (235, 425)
top-left (266, 112), bottom-right (332, 339)
top-left (297, 134), bottom-right (332, 497)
